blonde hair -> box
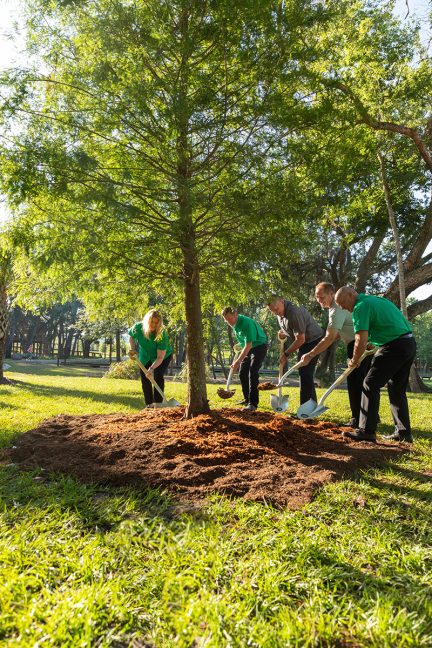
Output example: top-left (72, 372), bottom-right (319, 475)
top-left (142, 309), bottom-right (163, 340)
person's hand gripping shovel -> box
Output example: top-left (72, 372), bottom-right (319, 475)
top-left (270, 333), bottom-right (290, 413)
top-left (296, 347), bottom-right (377, 419)
top-left (129, 352), bottom-right (181, 408)
top-left (217, 345), bottom-right (242, 399)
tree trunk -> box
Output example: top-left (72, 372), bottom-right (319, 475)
top-left (0, 284), bottom-right (8, 382)
top-left (115, 329), bottom-right (121, 362)
top-left (183, 260), bottom-right (210, 417)
top-left (82, 339), bottom-right (92, 359)
top-left (378, 152), bottom-right (429, 393)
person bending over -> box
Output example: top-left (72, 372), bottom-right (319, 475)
top-left (267, 295), bottom-right (324, 405)
top-left (222, 307), bottom-right (267, 412)
top-left (335, 287), bottom-right (416, 443)
top-left (129, 309), bottom-right (172, 407)
top-left (300, 282), bottom-right (373, 427)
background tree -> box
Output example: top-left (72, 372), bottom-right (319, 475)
top-left (0, 233), bottom-right (13, 382)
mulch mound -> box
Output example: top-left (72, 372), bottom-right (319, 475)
top-left (8, 408), bottom-right (408, 508)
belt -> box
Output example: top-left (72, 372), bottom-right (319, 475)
top-left (385, 332), bottom-right (413, 345)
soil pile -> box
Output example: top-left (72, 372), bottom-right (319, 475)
top-left (9, 409), bottom-right (406, 508)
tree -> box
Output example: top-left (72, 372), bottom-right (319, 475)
top-left (0, 233), bottom-right (13, 383)
top-left (1, 0), bottom-right (333, 415)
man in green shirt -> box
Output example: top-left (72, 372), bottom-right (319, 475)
top-left (335, 287), bottom-right (416, 443)
top-left (222, 307), bottom-right (267, 411)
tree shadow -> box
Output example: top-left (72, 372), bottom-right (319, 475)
top-left (8, 379), bottom-right (144, 410)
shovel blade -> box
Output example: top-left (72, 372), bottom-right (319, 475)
top-left (296, 401), bottom-right (328, 419)
top-left (270, 394), bottom-right (289, 413)
top-left (150, 399), bottom-right (181, 409)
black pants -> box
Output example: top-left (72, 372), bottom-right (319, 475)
top-left (239, 344), bottom-right (267, 407)
top-left (297, 337), bottom-right (324, 404)
top-left (346, 340), bottom-right (373, 425)
top-left (359, 336), bottom-right (416, 434)
top-left (139, 354), bottom-right (172, 405)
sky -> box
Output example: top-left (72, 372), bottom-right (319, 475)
top-left (0, 0), bottom-right (431, 300)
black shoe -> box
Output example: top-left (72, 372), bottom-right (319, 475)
top-left (341, 418), bottom-right (358, 428)
top-left (383, 430), bottom-right (413, 443)
top-left (343, 428), bottom-right (376, 443)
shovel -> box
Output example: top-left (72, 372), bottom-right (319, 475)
top-left (132, 354), bottom-right (181, 408)
top-left (270, 336), bottom-right (290, 412)
top-left (296, 347), bottom-right (377, 420)
top-left (217, 347), bottom-right (242, 399)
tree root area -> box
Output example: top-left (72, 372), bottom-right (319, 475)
top-left (9, 408), bottom-right (407, 508)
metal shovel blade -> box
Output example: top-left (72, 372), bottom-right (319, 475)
top-left (148, 398), bottom-right (181, 409)
top-left (296, 399), bottom-right (328, 419)
top-left (270, 393), bottom-right (289, 413)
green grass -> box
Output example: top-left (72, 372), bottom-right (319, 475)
top-left (1, 361), bottom-right (431, 647)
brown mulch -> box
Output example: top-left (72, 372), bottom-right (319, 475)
top-left (258, 381), bottom-right (278, 390)
top-left (8, 408), bottom-right (408, 509)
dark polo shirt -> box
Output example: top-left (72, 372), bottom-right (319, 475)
top-left (277, 300), bottom-right (324, 344)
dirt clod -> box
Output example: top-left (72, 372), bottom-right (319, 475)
top-left (9, 408), bottom-right (407, 508)
top-left (258, 382), bottom-right (278, 390)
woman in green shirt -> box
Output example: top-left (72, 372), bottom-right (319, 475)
top-left (128, 309), bottom-right (173, 406)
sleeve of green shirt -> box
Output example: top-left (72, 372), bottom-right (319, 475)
top-left (353, 302), bottom-right (370, 332)
top-left (128, 323), bottom-right (139, 338)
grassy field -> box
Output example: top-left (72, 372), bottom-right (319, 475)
top-left (0, 361), bottom-right (431, 647)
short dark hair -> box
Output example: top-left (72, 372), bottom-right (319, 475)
top-left (266, 294), bottom-right (283, 306)
top-left (221, 306), bottom-right (236, 317)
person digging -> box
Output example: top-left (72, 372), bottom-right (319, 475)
top-left (335, 286), bottom-right (416, 443)
top-left (128, 309), bottom-right (173, 408)
top-left (221, 307), bottom-right (268, 411)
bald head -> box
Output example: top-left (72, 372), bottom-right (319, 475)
top-left (335, 286), bottom-right (358, 312)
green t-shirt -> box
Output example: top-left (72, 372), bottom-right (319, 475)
top-left (128, 322), bottom-right (172, 365)
top-left (233, 315), bottom-right (267, 349)
top-left (352, 294), bottom-right (412, 346)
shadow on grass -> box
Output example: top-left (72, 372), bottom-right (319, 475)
top-left (0, 463), bottom-right (202, 532)
top-left (9, 379), bottom-right (144, 410)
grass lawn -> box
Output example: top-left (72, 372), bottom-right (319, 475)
top-left (1, 361), bottom-right (431, 647)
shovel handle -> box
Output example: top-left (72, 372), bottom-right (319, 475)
top-left (226, 349), bottom-right (242, 390)
top-left (132, 355), bottom-right (167, 402)
top-left (277, 359), bottom-right (305, 387)
top-left (317, 347), bottom-right (377, 406)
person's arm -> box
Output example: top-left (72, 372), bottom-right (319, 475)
top-left (300, 328), bottom-right (340, 366)
top-left (148, 349), bottom-right (167, 373)
top-left (348, 330), bottom-right (368, 367)
top-left (128, 336), bottom-right (138, 357)
top-left (232, 342), bottom-right (252, 370)
top-left (283, 332), bottom-right (306, 359)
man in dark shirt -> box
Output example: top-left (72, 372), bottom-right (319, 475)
top-left (267, 295), bottom-right (324, 404)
